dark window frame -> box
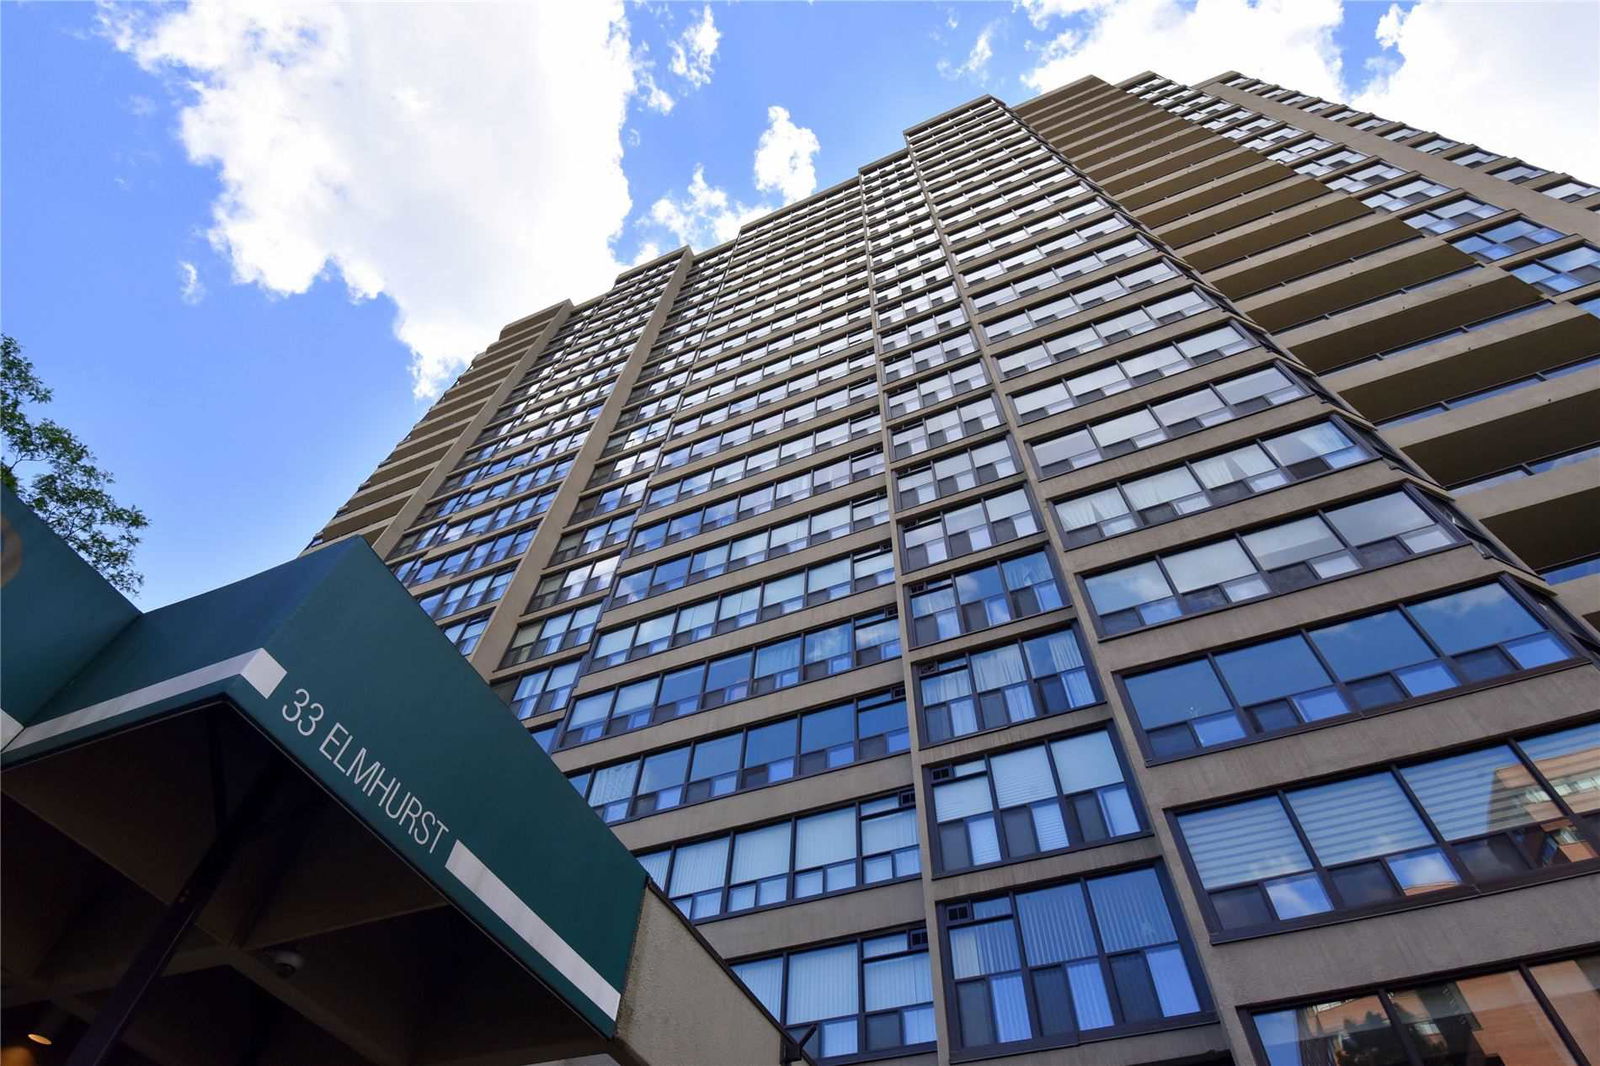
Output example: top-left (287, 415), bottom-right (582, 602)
top-left (1167, 714), bottom-right (1600, 943)
top-left (1115, 575), bottom-right (1598, 767)
top-left (924, 720), bottom-right (1150, 875)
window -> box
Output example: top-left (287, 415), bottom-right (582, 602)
top-left (1511, 245), bottom-right (1600, 294)
top-left (1084, 489), bottom-right (1475, 634)
top-left (1450, 217), bottom-right (1567, 260)
top-left (1178, 722), bottom-right (1600, 934)
top-left (558, 608), bottom-right (901, 746)
top-left (1295, 148), bottom-right (1366, 177)
top-left (931, 727), bottom-right (1140, 871)
top-left (907, 549), bottom-right (1065, 646)
top-left (1030, 364), bottom-right (1311, 478)
top-left (1541, 179), bottom-right (1600, 202)
top-left (440, 614), bottom-right (489, 655)
top-left (891, 395), bottom-right (1004, 460)
top-left (1326, 162), bottom-right (1404, 193)
top-left (572, 475), bottom-right (648, 520)
top-left (1401, 196), bottom-right (1502, 234)
top-left (919, 625), bottom-right (1098, 743)
top-left (493, 659), bottom-right (583, 720)
top-left (1054, 420), bottom-right (1374, 546)
top-left (590, 546), bottom-right (895, 667)
top-left (551, 513), bottom-right (633, 564)
top-left (501, 603), bottom-right (603, 666)
top-left (571, 689), bottom-right (909, 821)
top-left (529, 555), bottom-right (619, 610)
top-left (1252, 954), bottom-right (1600, 1066)
top-left (1376, 355), bottom-right (1600, 428)
top-left (638, 792), bottom-right (920, 921)
top-left (1451, 148), bottom-right (1498, 168)
top-left (993, 288), bottom-right (1217, 377)
top-left (885, 361), bottom-right (986, 418)
top-left (631, 452), bottom-right (885, 552)
top-left (896, 440), bottom-right (1018, 509)
top-left (961, 213), bottom-right (1133, 286)
top-left (1123, 581), bottom-right (1581, 759)
top-left (944, 867), bottom-right (1207, 1054)
top-left (1011, 323), bottom-right (1260, 424)
top-left (1362, 178), bottom-right (1450, 211)
top-left (969, 237), bottom-right (1156, 313)
top-left (617, 495), bottom-right (888, 604)
top-left (391, 526), bottom-right (534, 586)
top-left (733, 928), bottom-right (935, 1062)
top-left (901, 487), bottom-right (1040, 570)
top-left (644, 418), bottom-right (882, 510)
top-left (1491, 162), bottom-right (1549, 184)
top-left (880, 330), bottom-right (978, 381)
top-left (416, 566), bottom-right (515, 620)
top-left (656, 386), bottom-right (879, 471)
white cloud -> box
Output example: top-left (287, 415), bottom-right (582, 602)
top-left (668, 5), bottom-right (720, 90)
top-left (1353, 1), bottom-right (1599, 180)
top-left (177, 260), bottom-right (205, 304)
top-left (646, 165), bottom-right (763, 250)
top-left (1020, 0), bottom-right (1346, 101)
top-left (753, 105), bottom-right (821, 205)
top-left (940, 23), bottom-right (997, 81)
top-left (102, 0), bottom-right (643, 397)
top-left (1019, 0), bottom-right (1598, 186)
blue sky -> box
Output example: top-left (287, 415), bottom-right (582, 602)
top-left (4, 1), bottom-right (1596, 608)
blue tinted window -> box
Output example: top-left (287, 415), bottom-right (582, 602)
top-left (1125, 660), bottom-right (1231, 728)
top-left (1308, 610), bottom-right (1435, 679)
top-left (1214, 636), bottom-right (1331, 706)
top-left (1408, 584), bottom-right (1543, 654)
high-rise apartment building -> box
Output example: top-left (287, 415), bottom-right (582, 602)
top-left (310, 70), bottom-right (1600, 1066)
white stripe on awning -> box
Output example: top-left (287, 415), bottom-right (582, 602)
top-left (3, 648), bottom-right (286, 753)
top-left (445, 840), bottom-right (622, 1020)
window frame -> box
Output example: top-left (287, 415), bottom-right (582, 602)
top-left (939, 862), bottom-right (1215, 1062)
top-left (925, 722), bottom-right (1149, 874)
top-left (1115, 576), bottom-right (1595, 766)
top-left (1240, 949), bottom-right (1600, 1066)
top-left (1168, 715), bottom-right (1600, 942)
top-left (1077, 483), bottom-right (1498, 639)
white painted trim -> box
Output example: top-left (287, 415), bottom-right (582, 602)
top-left (445, 840), bottom-right (622, 1020)
top-left (3, 649), bottom-right (286, 753)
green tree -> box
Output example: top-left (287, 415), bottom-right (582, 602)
top-left (2, 335), bottom-right (149, 593)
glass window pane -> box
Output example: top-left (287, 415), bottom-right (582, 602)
top-left (1390, 971), bottom-right (1578, 1066)
top-left (668, 837), bottom-right (729, 897)
top-left (1326, 493), bottom-right (1433, 546)
top-left (1308, 610), bottom-right (1435, 680)
top-left (734, 958), bottom-right (784, 1017)
top-left (732, 823), bottom-right (793, 883)
top-left (795, 807), bottom-right (858, 869)
top-left (1253, 999), bottom-right (1409, 1066)
top-left (1528, 956), bottom-right (1600, 1064)
top-left (949, 919), bottom-right (1022, 978)
top-left (1242, 516), bottom-right (1341, 571)
top-left (1086, 868), bottom-right (1177, 951)
top-left (1408, 584), bottom-right (1544, 654)
top-left (865, 952), bottom-right (933, 1011)
top-left (1215, 636), bottom-right (1331, 706)
top-left (1086, 561), bottom-right (1171, 614)
top-left (1015, 882), bottom-right (1098, 964)
top-left (1126, 660), bottom-right (1232, 728)
top-left (1401, 746), bottom-right (1551, 839)
top-left (787, 943), bottom-right (860, 1023)
top-left (1163, 540), bottom-right (1257, 593)
top-left (1049, 730), bottom-right (1124, 792)
top-left (990, 746), bottom-right (1059, 807)
top-left (1178, 797), bottom-right (1311, 889)
top-left (1288, 774), bottom-right (1433, 865)
top-left (1520, 724), bottom-right (1600, 814)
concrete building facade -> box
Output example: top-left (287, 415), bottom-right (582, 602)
top-left (311, 70), bottom-right (1600, 1066)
